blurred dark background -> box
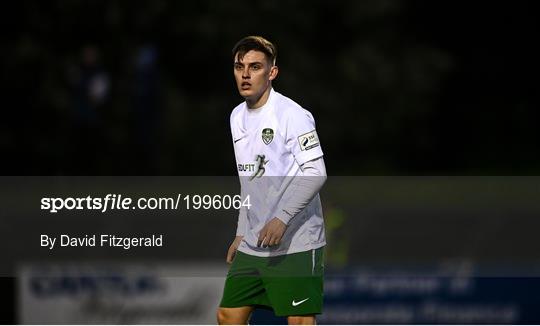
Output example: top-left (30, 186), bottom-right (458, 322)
top-left (3, 0), bottom-right (539, 176)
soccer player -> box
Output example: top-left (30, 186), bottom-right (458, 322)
top-left (217, 36), bottom-right (327, 325)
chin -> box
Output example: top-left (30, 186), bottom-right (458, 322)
top-left (239, 89), bottom-right (252, 98)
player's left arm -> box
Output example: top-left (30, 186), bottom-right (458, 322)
top-left (258, 106), bottom-right (326, 248)
top-left (275, 157), bottom-right (327, 224)
top-left (257, 157), bottom-right (327, 247)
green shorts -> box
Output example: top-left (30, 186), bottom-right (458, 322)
top-left (219, 247), bottom-right (324, 317)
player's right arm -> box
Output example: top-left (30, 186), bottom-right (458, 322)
top-left (228, 107), bottom-right (246, 263)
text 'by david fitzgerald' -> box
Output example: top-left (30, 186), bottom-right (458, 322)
top-left (41, 234), bottom-right (163, 250)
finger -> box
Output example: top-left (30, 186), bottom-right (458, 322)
top-left (226, 249), bottom-right (235, 263)
top-left (266, 235), bottom-right (276, 247)
top-left (268, 231), bottom-right (281, 246)
top-left (258, 236), bottom-right (267, 248)
top-left (261, 236), bottom-right (269, 248)
top-left (263, 235), bottom-right (272, 248)
top-left (257, 235), bottom-right (264, 247)
top-left (257, 226), bottom-right (267, 246)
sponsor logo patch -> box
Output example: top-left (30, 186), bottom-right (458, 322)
top-left (298, 130), bottom-right (320, 151)
top-left (238, 155), bottom-right (269, 181)
top-left (250, 154), bottom-right (268, 180)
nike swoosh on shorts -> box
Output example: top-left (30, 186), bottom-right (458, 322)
top-left (292, 298), bottom-right (310, 306)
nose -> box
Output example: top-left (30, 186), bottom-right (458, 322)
top-left (242, 67), bottom-right (250, 79)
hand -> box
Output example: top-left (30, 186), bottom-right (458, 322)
top-left (226, 236), bottom-right (243, 264)
top-left (257, 217), bottom-right (287, 248)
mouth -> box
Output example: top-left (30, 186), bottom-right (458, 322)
top-left (241, 82), bottom-right (251, 90)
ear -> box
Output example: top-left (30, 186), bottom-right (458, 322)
top-left (268, 65), bottom-right (279, 81)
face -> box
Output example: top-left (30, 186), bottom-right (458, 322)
top-left (233, 50), bottom-right (278, 103)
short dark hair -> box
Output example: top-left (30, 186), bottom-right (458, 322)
top-left (232, 36), bottom-right (277, 65)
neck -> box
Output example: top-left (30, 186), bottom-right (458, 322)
top-left (246, 85), bottom-right (272, 109)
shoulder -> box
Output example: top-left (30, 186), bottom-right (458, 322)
top-left (230, 101), bottom-right (246, 124)
top-left (274, 92), bottom-right (314, 123)
top-left (273, 91), bottom-right (315, 124)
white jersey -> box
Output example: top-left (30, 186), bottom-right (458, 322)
top-left (230, 88), bottom-right (326, 257)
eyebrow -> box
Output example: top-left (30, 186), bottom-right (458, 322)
top-left (234, 61), bottom-right (264, 66)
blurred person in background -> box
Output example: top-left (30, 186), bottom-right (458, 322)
top-left (132, 44), bottom-right (160, 173)
top-left (69, 45), bottom-right (109, 127)
top-left (67, 45), bottom-right (110, 171)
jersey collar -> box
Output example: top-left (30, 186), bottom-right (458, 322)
top-left (246, 87), bottom-right (276, 112)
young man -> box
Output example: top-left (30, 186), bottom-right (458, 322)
top-left (217, 36), bottom-right (327, 325)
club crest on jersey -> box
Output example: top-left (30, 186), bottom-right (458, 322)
top-left (262, 128), bottom-right (274, 145)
